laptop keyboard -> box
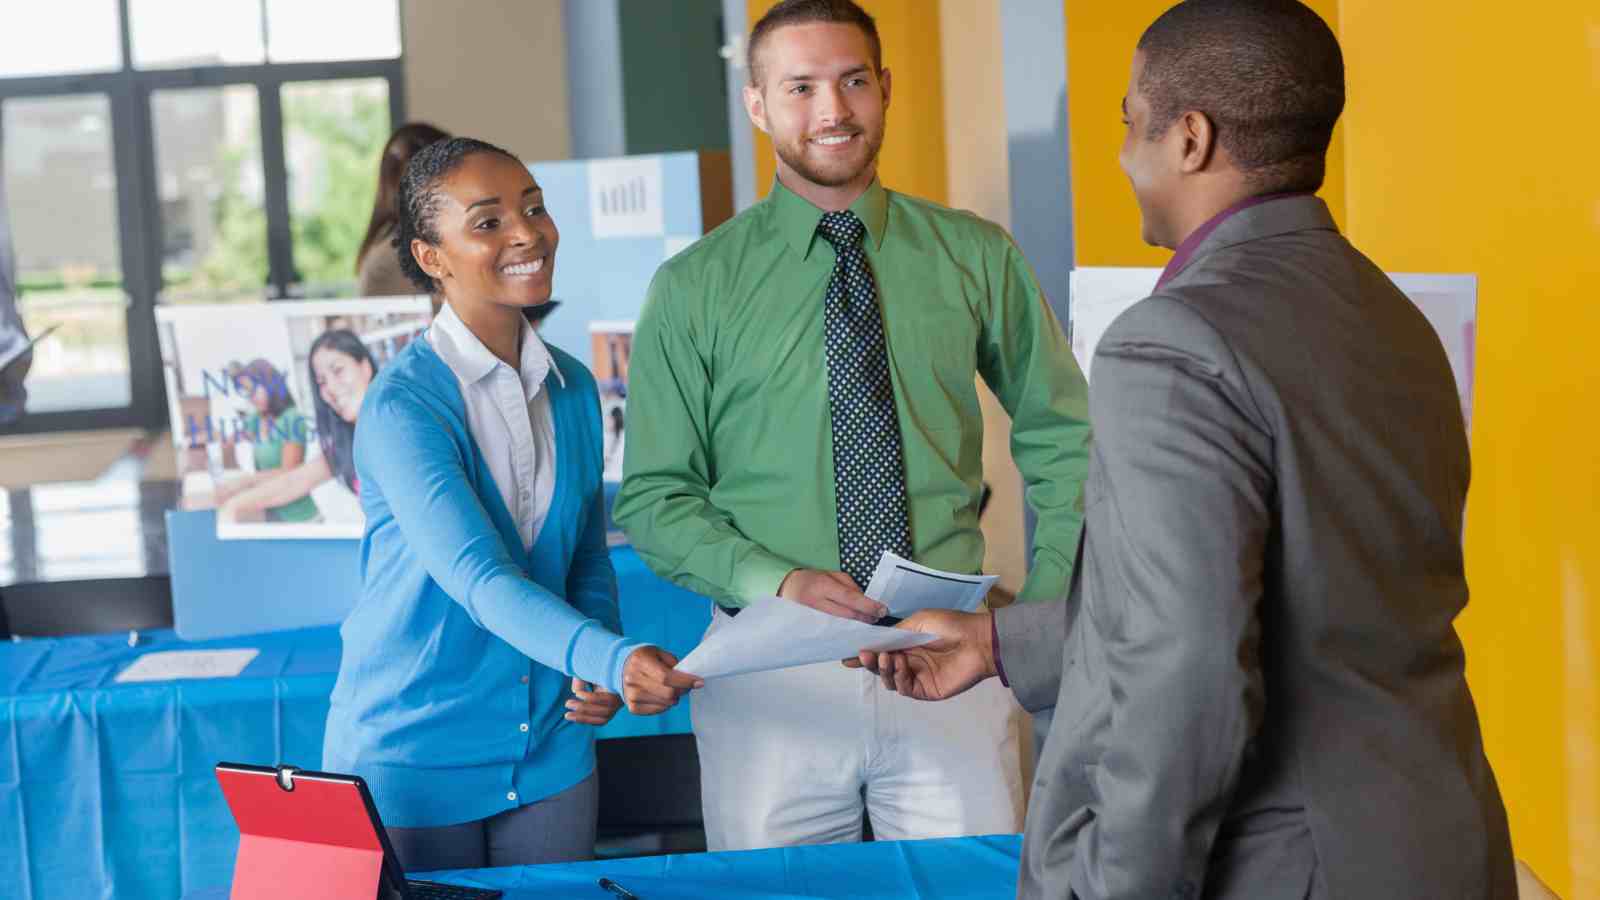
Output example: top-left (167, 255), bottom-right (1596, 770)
top-left (407, 879), bottom-right (503, 900)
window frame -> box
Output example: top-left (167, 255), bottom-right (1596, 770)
top-left (0, 0), bottom-right (405, 435)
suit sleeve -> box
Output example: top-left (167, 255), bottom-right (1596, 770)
top-left (994, 594), bottom-right (1074, 713)
top-left (1068, 297), bottom-right (1273, 900)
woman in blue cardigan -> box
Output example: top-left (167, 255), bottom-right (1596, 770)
top-left (323, 137), bottom-right (701, 872)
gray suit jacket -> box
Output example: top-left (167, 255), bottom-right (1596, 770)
top-left (998, 196), bottom-right (1514, 899)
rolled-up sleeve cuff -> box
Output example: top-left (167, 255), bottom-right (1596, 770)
top-left (728, 550), bottom-right (798, 606)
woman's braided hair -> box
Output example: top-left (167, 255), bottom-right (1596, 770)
top-left (393, 137), bottom-right (522, 293)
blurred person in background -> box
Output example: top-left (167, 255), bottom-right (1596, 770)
top-left (356, 122), bottom-right (451, 301)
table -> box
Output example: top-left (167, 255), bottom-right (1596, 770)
top-left (0, 547), bottom-right (711, 900)
top-left (183, 834), bottom-right (1025, 900)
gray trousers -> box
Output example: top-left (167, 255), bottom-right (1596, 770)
top-left (386, 773), bottom-right (598, 872)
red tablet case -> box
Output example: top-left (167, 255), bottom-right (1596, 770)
top-left (216, 763), bottom-right (393, 900)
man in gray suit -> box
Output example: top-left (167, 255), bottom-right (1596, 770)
top-left (852, 1), bottom-right (1516, 897)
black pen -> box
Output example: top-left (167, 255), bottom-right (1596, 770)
top-left (598, 877), bottom-right (639, 899)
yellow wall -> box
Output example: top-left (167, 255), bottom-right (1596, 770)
top-left (1339, 3), bottom-right (1600, 894)
top-left (1067, 1), bottom-right (1600, 894)
top-left (1065, 0), bottom-right (1345, 266)
top-left (745, 0), bottom-right (948, 203)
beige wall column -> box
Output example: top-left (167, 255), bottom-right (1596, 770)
top-left (401, 0), bottom-right (573, 161)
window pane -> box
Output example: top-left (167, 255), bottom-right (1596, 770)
top-left (0, 0), bottom-right (121, 78)
top-left (2, 95), bottom-right (130, 413)
top-left (266, 0), bottom-right (401, 63)
top-left (152, 86), bottom-right (268, 304)
top-left (129, 0), bottom-right (266, 69)
top-left (282, 79), bottom-right (390, 298)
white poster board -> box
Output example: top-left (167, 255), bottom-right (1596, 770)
top-left (155, 297), bottom-right (431, 539)
top-left (1068, 268), bottom-right (1478, 432)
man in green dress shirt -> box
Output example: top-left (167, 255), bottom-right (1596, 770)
top-left (613, 0), bottom-right (1090, 851)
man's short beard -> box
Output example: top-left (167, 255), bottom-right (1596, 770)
top-left (774, 127), bottom-right (884, 188)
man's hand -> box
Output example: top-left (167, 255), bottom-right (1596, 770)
top-left (845, 609), bottom-right (997, 701)
top-left (620, 646), bottom-right (704, 715)
top-left (565, 677), bottom-right (622, 726)
top-left (779, 568), bottom-right (887, 622)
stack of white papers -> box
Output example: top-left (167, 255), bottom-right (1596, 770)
top-left (675, 554), bottom-right (996, 680)
top-left (865, 552), bottom-right (995, 616)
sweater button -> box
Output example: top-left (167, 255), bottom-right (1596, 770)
top-left (521, 675), bottom-right (530, 684)
top-left (507, 791), bottom-right (517, 801)
top-left (520, 723), bottom-right (530, 732)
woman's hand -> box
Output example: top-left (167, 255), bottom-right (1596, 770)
top-left (565, 677), bottom-right (623, 726)
top-left (620, 646), bottom-right (704, 715)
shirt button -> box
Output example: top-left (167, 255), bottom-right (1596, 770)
top-left (507, 791), bottom-right (517, 801)
top-left (520, 675), bottom-right (530, 684)
top-left (520, 723), bottom-right (530, 732)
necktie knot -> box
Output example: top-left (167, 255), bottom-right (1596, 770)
top-left (817, 210), bottom-right (866, 251)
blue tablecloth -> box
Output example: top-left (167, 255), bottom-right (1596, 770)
top-left (0, 546), bottom-right (710, 900)
top-left (183, 834), bottom-right (1024, 900)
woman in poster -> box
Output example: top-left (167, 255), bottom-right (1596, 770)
top-left (216, 331), bottom-right (376, 524)
top-left (322, 137), bottom-right (697, 873)
top-left (220, 358), bottom-right (318, 522)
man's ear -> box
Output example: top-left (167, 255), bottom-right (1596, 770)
top-left (879, 66), bottom-right (892, 112)
top-left (412, 239), bottom-right (448, 283)
top-left (743, 82), bottom-right (771, 135)
top-left (1178, 110), bottom-right (1217, 174)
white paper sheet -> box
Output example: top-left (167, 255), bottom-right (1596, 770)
top-left (674, 597), bottom-right (937, 680)
top-left (864, 552), bottom-right (995, 617)
top-left (1067, 267), bottom-right (1162, 380)
top-left (114, 649), bottom-right (259, 683)
top-left (1067, 268), bottom-right (1479, 436)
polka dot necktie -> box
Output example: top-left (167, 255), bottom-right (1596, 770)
top-left (816, 210), bottom-right (913, 590)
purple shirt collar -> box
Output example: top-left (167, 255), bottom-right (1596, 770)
top-left (1156, 192), bottom-right (1310, 289)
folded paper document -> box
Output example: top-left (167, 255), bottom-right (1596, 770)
top-left (674, 596), bottom-right (936, 680)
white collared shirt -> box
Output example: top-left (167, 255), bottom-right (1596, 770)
top-left (426, 303), bottom-right (563, 552)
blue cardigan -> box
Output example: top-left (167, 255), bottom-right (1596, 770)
top-left (324, 336), bottom-right (644, 829)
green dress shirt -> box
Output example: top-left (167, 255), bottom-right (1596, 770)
top-left (613, 179), bottom-right (1090, 607)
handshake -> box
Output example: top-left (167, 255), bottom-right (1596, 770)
top-left (778, 567), bottom-right (1002, 703)
top-left (842, 606), bottom-right (998, 702)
